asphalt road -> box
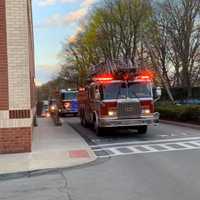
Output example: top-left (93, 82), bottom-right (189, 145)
top-left (0, 117), bottom-right (200, 200)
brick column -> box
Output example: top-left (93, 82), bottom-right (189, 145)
top-left (0, 0), bottom-right (35, 154)
top-left (0, 0), bottom-right (9, 111)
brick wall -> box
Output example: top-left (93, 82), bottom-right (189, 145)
top-left (0, 0), bottom-right (9, 110)
top-left (0, 127), bottom-right (32, 154)
top-left (6, 0), bottom-right (31, 110)
top-left (0, 0), bottom-right (35, 154)
top-left (27, 0), bottom-right (36, 109)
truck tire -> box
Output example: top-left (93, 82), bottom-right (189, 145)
top-left (81, 113), bottom-right (89, 127)
top-left (94, 117), bottom-right (104, 136)
top-left (137, 126), bottom-right (148, 134)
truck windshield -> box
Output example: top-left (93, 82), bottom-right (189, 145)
top-left (62, 92), bottom-right (77, 100)
top-left (128, 82), bottom-right (152, 98)
top-left (100, 82), bottom-right (152, 100)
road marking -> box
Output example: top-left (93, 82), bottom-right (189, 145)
top-left (94, 140), bottom-right (200, 158)
top-left (176, 142), bottom-right (195, 148)
top-left (141, 145), bottom-right (158, 152)
top-left (189, 141), bottom-right (200, 146)
top-left (109, 148), bottom-right (123, 155)
top-left (91, 136), bottom-right (200, 149)
top-left (158, 144), bottom-right (177, 151)
top-left (128, 146), bottom-right (143, 153)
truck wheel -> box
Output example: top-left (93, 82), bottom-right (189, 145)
top-left (137, 126), bottom-right (148, 134)
top-left (94, 119), bottom-right (104, 136)
top-left (81, 113), bottom-right (89, 127)
top-left (80, 114), bottom-right (83, 125)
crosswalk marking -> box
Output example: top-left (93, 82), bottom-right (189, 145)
top-left (176, 143), bottom-right (195, 148)
top-left (141, 145), bottom-right (158, 152)
top-left (93, 140), bottom-right (200, 158)
top-left (188, 141), bottom-right (200, 146)
top-left (128, 146), bottom-right (142, 153)
top-left (91, 136), bottom-right (200, 149)
top-left (158, 144), bottom-right (177, 151)
top-left (108, 148), bottom-right (123, 155)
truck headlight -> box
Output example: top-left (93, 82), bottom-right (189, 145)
top-left (108, 110), bottom-right (117, 117)
top-left (50, 105), bottom-right (56, 111)
top-left (142, 109), bottom-right (151, 115)
top-left (46, 112), bottom-right (50, 118)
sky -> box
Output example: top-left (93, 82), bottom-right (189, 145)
top-left (32, 0), bottom-right (97, 85)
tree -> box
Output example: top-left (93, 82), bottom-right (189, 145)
top-left (143, 2), bottom-right (175, 102)
top-left (62, 0), bottom-right (153, 84)
top-left (60, 0), bottom-right (200, 100)
top-left (162, 0), bottom-right (200, 97)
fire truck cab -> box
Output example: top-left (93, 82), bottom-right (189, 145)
top-left (57, 89), bottom-right (79, 117)
top-left (78, 63), bottom-right (161, 135)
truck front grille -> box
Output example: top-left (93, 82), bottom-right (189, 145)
top-left (117, 101), bottom-right (141, 119)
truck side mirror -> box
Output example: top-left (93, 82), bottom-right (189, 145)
top-left (153, 87), bottom-right (162, 101)
top-left (156, 87), bottom-right (162, 97)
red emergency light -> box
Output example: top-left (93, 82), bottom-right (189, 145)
top-left (134, 69), bottom-right (155, 81)
top-left (140, 70), bottom-right (155, 80)
top-left (135, 75), bottom-right (151, 81)
top-left (93, 74), bottom-right (113, 82)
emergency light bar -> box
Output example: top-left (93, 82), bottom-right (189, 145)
top-left (92, 74), bottom-right (113, 82)
top-left (135, 75), bottom-right (151, 81)
top-left (88, 60), bottom-right (155, 83)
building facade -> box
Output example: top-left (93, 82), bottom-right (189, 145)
top-left (0, 0), bottom-right (35, 153)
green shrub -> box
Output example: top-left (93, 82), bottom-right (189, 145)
top-left (156, 103), bottom-right (200, 124)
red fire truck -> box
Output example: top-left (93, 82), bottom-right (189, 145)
top-left (78, 61), bottom-right (161, 135)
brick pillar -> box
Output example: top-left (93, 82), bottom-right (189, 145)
top-left (0, 0), bottom-right (9, 110)
top-left (0, 0), bottom-right (35, 154)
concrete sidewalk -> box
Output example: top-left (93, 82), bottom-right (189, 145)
top-left (161, 120), bottom-right (200, 130)
top-left (0, 118), bottom-right (96, 175)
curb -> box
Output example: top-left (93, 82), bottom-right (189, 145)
top-left (160, 120), bottom-right (200, 130)
top-left (0, 148), bottom-right (97, 181)
top-left (0, 158), bottom-right (98, 181)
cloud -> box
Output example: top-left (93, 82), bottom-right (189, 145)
top-left (68, 26), bottom-right (84, 43)
top-left (37, 0), bottom-right (96, 28)
top-left (81, 0), bottom-right (95, 7)
top-left (37, 0), bottom-right (95, 7)
top-left (38, 0), bottom-right (77, 6)
top-left (43, 7), bottom-right (87, 27)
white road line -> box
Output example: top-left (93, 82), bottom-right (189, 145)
top-left (141, 145), bottom-right (158, 152)
top-left (109, 148), bottom-right (123, 155)
top-left (158, 144), bottom-right (177, 150)
top-left (91, 137), bottom-right (200, 149)
top-left (94, 140), bottom-right (200, 153)
top-left (96, 146), bottom-right (200, 158)
top-left (94, 140), bottom-right (200, 158)
top-left (127, 146), bottom-right (142, 153)
top-left (177, 142), bottom-right (196, 149)
top-left (188, 141), bottom-right (200, 146)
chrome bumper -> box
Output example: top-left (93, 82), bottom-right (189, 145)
top-left (99, 112), bottom-right (160, 128)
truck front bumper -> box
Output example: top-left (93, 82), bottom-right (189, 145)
top-left (59, 109), bottom-right (78, 114)
top-left (99, 112), bottom-right (160, 128)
